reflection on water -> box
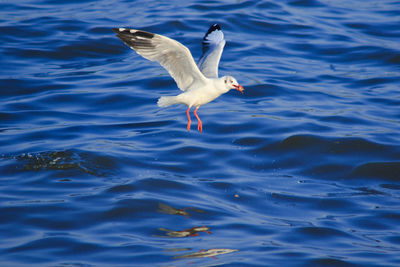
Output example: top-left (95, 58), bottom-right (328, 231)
top-left (157, 202), bottom-right (205, 218)
top-left (158, 226), bottom-right (211, 238)
top-left (173, 248), bottom-right (239, 259)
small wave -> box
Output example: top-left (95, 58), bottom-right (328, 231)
top-left (349, 162), bottom-right (400, 181)
top-left (4, 150), bottom-right (117, 177)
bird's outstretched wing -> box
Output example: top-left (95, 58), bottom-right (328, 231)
top-left (113, 28), bottom-right (207, 91)
top-left (197, 24), bottom-right (226, 79)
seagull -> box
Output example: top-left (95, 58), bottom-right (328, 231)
top-left (113, 24), bottom-right (244, 132)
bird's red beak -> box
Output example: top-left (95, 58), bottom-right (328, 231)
top-left (233, 84), bottom-right (244, 94)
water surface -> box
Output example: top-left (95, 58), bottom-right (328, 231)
top-left (1, 0), bottom-right (400, 266)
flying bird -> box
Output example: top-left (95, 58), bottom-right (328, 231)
top-left (113, 24), bottom-right (244, 132)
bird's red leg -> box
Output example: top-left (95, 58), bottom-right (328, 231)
top-left (186, 106), bottom-right (191, 131)
top-left (194, 107), bottom-right (202, 133)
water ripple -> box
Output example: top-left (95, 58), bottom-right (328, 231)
top-left (1, 0), bottom-right (400, 266)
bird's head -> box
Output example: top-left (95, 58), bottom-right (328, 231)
top-left (224, 76), bottom-right (244, 93)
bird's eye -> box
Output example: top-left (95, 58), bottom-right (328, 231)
top-left (231, 81), bottom-right (233, 83)
top-left (224, 80), bottom-right (227, 84)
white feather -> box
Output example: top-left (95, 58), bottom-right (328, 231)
top-left (197, 24), bottom-right (226, 78)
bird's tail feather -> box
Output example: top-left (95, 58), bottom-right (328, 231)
top-left (157, 96), bottom-right (178, 107)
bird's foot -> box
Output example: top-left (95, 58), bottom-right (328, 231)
top-left (194, 107), bottom-right (202, 133)
top-left (186, 107), bottom-right (191, 131)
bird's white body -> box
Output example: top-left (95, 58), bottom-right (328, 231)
top-left (158, 78), bottom-right (229, 108)
top-left (113, 24), bottom-right (244, 132)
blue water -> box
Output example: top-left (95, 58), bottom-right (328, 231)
top-left (1, 0), bottom-right (400, 266)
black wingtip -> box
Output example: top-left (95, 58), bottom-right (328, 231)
top-left (210, 23), bottom-right (221, 31)
top-left (203, 24), bottom-right (221, 40)
top-left (112, 28), bottom-right (155, 39)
